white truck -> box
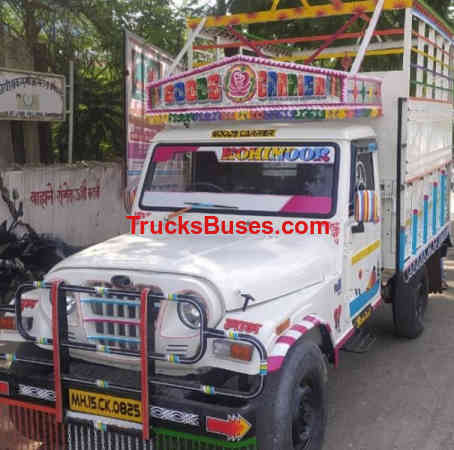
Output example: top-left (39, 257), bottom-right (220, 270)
top-left (0, 1), bottom-right (452, 450)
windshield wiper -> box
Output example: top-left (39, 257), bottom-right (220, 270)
top-left (184, 202), bottom-right (239, 210)
top-left (166, 202), bottom-right (239, 221)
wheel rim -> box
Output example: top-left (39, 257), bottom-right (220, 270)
top-left (292, 380), bottom-right (317, 450)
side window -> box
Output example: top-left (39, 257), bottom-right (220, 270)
top-left (349, 140), bottom-right (376, 215)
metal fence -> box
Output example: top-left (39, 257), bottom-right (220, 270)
top-left (0, 405), bottom-right (65, 450)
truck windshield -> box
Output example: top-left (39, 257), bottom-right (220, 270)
top-left (140, 143), bottom-right (338, 217)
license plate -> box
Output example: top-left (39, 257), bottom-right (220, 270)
top-left (69, 388), bottom-right (142, 423)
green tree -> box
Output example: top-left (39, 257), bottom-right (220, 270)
top-left (218, 0), bottom-right (453, 71)
top-left (0, 0), bottom-right (192, 163)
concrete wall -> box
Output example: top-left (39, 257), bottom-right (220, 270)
top-left (0, 162), bottom-right (129, 247)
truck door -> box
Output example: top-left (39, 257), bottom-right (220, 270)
top-left (346, 139), bottom-right (382, 328)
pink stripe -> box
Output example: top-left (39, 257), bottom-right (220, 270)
top-left (84, 318), bottom-right (139, 326)
top-left (153, 146), bottom-right (199, 163)
top-left (291, 324), bottom-right (308, 334)
top-left (304, 315), bottom-right (321, 325)
top-left (276, 336), bottom-right (296, 346)
top-left (268, 356), bottom-right (285, 372)
top-left (280, 196), bottom-right (332, 214)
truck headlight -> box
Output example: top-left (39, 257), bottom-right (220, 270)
top-left (176, 291), bottom-right (206, 330)
top-left (48, 290), bottom-right (77, 314)
top-left (66, 292), bottom-right (77, 315)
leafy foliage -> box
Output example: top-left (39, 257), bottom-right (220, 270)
top-left (0, 0), bottom-right (193, 162)
top-left (1, 0), bottom-right (452, 163)
top-left (225, 0), bottom-right (453, 71)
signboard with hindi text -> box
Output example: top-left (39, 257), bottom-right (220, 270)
top-left (0, 68), bottom-right (65, 121)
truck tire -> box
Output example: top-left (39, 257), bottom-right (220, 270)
top-left (393, 267), bottom-right (429, 339)
top-left (256, 340), bottom-right (327, 450)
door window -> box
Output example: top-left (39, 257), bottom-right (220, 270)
top-left (349, 140), bottom-right (376, 215)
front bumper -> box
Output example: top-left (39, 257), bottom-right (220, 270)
top-left (0, 349), bottom-right (259, 448)
top-left (0, 281), bottom-right (267, 447)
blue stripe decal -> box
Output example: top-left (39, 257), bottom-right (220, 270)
top-left (440, 174), bottom-right (446, 226)
top-left (432, 183), bottom-right (438, 235)
top-left (412, 211), bottom-right (418, 255)
top-left (81, 298), bottom-right (140, 307)
top-left (350, 281), bottom-right (380, 317)
top-left (87, 336), bottom-right (140, 343)
top-left (399, 228), bottom-right (406, 270)
top-left (423, 197), bottom-right (428, 244)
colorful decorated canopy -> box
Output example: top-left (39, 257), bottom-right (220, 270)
top-left (146, 55), bottom-right (382, 125)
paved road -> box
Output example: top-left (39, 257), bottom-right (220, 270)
top-left (324, 247), bottom-right (454, 450)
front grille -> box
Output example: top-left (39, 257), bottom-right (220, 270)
top-left (67, 422), bottom-right (152, 450)
top-left (80, 282), bottom-right (162, 352)
top-left (67, 422), bottom-right (258, 450)
top-left (166, 344), bottom-right (189, 355)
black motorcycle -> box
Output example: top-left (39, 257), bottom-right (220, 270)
top-left (0, 203), bottom-right (79, 304)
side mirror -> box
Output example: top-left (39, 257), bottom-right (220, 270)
top-left (354, 190), bottom-right (379, 224)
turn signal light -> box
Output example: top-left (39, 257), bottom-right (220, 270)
top-left (213, 340), bottom-right (253, 362)
top-left (276, 318), bottom-right (290, 336)
top-left (231, 343), bottom-right (253, 362)
top-left (0, 317), bottom-right (16, 330)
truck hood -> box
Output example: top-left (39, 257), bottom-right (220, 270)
top-left (50, 233), bottom-right (338, 311)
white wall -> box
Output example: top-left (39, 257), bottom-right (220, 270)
top-left (0, 162), bottom-right (129, 247)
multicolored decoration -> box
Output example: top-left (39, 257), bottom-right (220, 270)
top-left (366, 266), bottom-right (378, 291)
top-left (146, 56), bottom-right (382, 124)
top-left (206, 414), bottom-right (252, 442)
top-left (330, 222), bottom-right (341, 245)
top-left (95, 379), bottom-right (110, 388)
top-left (187, 0), bottom-right (413, 29)
top-left (268, 314), bottom-right (332, 372)
top-left (354, 190), bottom-right (379, 223)
top-left (167, 354), bottom-right (181, 363)
top-left (201, 385), bottom-right (216, 395)
top-left (211, 129), bottom-right (276, 138)
top-left (224, 318), bottom-right (262, 335)
top-left (403, 222), bottom-right (450, 282)
top-left (150, 406), bottom-right (200, 427)
top-left (225, 64), bottom-right (256, 103)
top-left (220, 146), bottom-right (335, 163)
top-left (334, 305), bottom-right (342, 332)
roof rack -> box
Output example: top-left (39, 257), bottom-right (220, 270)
top-left (146, 0), bottom-right (453, 125)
